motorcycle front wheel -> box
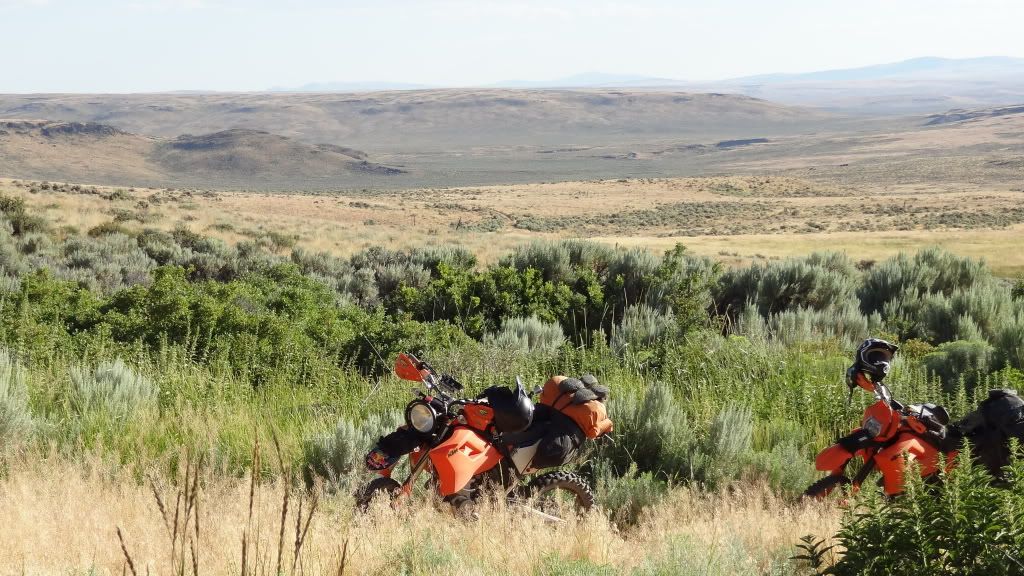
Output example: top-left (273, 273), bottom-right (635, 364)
top-left (803, 474), bottom-right (851, 499)
top-left (355, 477), bottom-right (402, 511)
top-left (520, 470), bottom-right (595, 517)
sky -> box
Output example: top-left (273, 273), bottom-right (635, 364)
top-left (2, 0), bottom-right (1023, 92)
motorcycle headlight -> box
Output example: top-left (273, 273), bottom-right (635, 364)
top-left (406, 402), bottom-right (437, 434)
top-left (862, 415), bottom-right (883, 438)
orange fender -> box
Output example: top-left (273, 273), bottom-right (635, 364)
top-left (875, 433), bottom-right (942, 495)
top-left (429, 427), bottom-right (502, 496)
top-left (815, 443), bottom-right (853, 474)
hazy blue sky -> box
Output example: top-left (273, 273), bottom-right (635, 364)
top-left (2, 0), bottom-right (1022, 92)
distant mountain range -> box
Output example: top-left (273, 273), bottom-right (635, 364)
top-left (723, 56), bottom-right (1024, 85)
top-left (273, 56), bottom-right (1024, 113)
top-left (274, 56), bottom-right (1024, 91)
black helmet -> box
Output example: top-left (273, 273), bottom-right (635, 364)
top-left (852, 338), bottom-right (899, 383)
top-left (484, 380), bottom-right (534, 434)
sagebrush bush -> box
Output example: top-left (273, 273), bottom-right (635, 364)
top-left (606, 247), bottom-right (662, 309)
top-left (69, 359), bottom-right (159, 417)
top-left (499, 240), bottom-right (574, 284)
top-left (0, 347), bottom-right (31, 446)
top-left (597, 383), bottom-right (700, 481)
top-left (302, 411), bottom-right (402, 485)
top-left (484, 315), bottom-right (566, 354)
top-left (769, 304), bottom-right (878, 347)
top-left (701, 404), bottom-right (754, 486)
top-left (610, 304), bottom-right (675, 355)
top-left (995, 312), bottom-right (1024, 370)
top-left (923, 339), bottom-right (995, 391)
top-left (859, 247), bottom-right (992, 314)
top-left (716, 252), bottom-right (860, 318)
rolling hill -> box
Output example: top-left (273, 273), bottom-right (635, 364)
top-left (0, 120), bottom-right (402, 189)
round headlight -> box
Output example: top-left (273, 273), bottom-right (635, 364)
top-left (862, 415), bottom-right (883, 438)
top-left (406, 402), bottom-right (436, 434)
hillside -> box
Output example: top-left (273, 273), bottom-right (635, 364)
top-left (3, 96), bottom-right (1022, 191)
top-left (0, 120), bottom-right (401, 189)
top-left (0, 90), bottom-right (834, 151)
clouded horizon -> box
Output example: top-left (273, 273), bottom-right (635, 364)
top-left (2, 0), bottom-right (1022, 93)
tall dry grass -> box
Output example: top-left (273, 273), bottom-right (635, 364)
top-left (0, 457), bottom-right (840, 575)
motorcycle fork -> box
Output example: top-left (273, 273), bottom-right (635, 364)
top-left (851, 455), bottom-right (876, 491)
top-left (399, 423), bottom-right (453, 498)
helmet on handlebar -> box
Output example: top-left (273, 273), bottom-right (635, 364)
top-left (484, 380), bottom-right (535, 434)
top-left (850, 338), bottom-right (899, 384)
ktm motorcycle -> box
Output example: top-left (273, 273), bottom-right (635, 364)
top-left (805, 371), bottom-right (956, 498)
top-left (355, 353), bottom-right (596, 517)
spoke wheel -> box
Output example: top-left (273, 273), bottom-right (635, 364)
top-left (803, 475), bottom-right (851, 499)
top-left (521, 471), bottom-right (595, 518)
top-left (355, 477), bottom-right (401, 511)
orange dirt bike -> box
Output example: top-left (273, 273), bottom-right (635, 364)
top-left (805, 369), bottom-right (956, 498)
top-left (355, 353), bottom-right (598, 518)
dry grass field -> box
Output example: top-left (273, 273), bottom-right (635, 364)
top-left (0, 458), bottom-right (840, 575)
top-left (5, 171), bottom-right (1023, 276)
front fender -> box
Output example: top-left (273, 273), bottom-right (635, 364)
top-left (815, 443), bottom-right (854, 474)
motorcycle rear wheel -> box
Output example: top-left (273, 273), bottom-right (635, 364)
top-left (803, 475), bottom-right (851, 499)
top-left (355, 477), bottom-right (401, 511)
top-left (522, 470), bottom-right (595, 516)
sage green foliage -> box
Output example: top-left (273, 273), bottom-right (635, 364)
top-left (301, 410), bottom-right (403, 484)
top-left (0, 347), bottom-right (31, 445)
top-left (718, 252), bottom-right (860, 317)
top-left (69, 358), bottom-right (158, 417)
top-left (484, 315), bottom-right (566, 354)
top-left (595, 461), bottom-right (669, 527)
top-left (829, 451), bottom-right (1024, 576)
top-left (923, 340), bottom-right (995, 390)
top-left (593, 383), bottom-right (816, 492)
top-left (610, 304), bottom-right (675, 356)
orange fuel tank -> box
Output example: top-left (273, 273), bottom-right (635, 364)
top-left (876, 433), bottom-right (943, 495)
top-left (429, 427), bottom-right (502, 496)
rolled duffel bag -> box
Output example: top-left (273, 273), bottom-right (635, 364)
top-left (539, 376), bottom-right (614, 439)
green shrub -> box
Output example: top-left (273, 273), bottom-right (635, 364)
top-left (484, 315), bottom-right (566, 354)
top-left (596, 461), bottom-right (670, 527)
top-left (829, 452), bottom-right (1024, 576)
top-left (995, 313), bottom-right (1024, 371)
top-left (0, 194), bottom-right (48, 235)
top-left (0, 347), bottom-right (32, 446)
top-left (769, 304), bottom-right (878, 347)
top-left (606, 247), bottom-right (662, 311)
top-left (596, 383), bottom-right (700, 481)
top-left (69, 358), bottom-right (159, 418)
top-left (701, 404), bottom-right (754, 487)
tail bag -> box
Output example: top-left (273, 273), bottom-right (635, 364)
top-left (959, 389), bottom-right (1024, 476)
